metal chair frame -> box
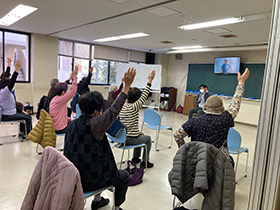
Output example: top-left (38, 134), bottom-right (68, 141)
top-left (106, 127), bottom-right (147, 169)
top-left (141, 109), bottom-right (173, 151)
top-left (227, 127), bottom-right (249, 183)
top-left (84, 185), bottom-right (115, 208)
top-left (36, 133), bottom-right (65, 155)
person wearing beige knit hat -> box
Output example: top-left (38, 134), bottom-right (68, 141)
top-left (174, 68), bottom-right (250, 164)
top-left (202, 95), bottom-right (225, 115)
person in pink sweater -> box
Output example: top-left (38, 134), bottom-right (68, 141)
top-left (49, 66), bottom-right (78, 134)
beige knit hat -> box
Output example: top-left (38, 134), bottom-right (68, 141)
top-left (202, 95), bottom-right (225, 115)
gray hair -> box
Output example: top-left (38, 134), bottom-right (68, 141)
top-left (50, 78), bottom-right (59, 88)
top-left (109, 84), bottom-right (118, 92)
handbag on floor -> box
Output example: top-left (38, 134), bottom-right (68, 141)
top-left (24, 102), bottom-right (33, 115)
top-left (126, 160), bottom-right (144, 186)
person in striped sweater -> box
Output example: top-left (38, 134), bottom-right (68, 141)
top-left (119, 70), bottom-right (155, 168)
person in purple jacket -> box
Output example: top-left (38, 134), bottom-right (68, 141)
top-left (0, 59), bottom-right (32, 139)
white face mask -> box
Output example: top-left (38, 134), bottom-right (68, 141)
top-left (200, 89), bottom-right (205, 93)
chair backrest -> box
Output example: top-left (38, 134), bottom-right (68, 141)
top-left (227, 127), bottom-right (241, 149)
top-left (106, 127), bottom-right (126, 144)
top-left (76, 103), bottom-right (82, 118)
top-left (143, 109), bottom-right (161, 126)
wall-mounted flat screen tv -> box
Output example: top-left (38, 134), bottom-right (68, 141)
top-left (214, 57), bottom-right (241, 74)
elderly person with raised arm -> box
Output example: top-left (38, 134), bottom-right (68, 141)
top-left (0, 59), bottom-right (32, 138)
top-left (119, 70), bottom-right (155, 168)
top-left (174, 68), bottom-right (250, 165)
top-left (49, 65), bottom-right (78, 134)
top-left (64, 68), bottom-right (136, 210)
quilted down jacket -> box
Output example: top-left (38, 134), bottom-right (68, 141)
top-left (27, 109), bottom-right (56, 148)
top-left (21, 146), bottom-right (84, 210)
top-left (168, 141), bottom-right (235, 210)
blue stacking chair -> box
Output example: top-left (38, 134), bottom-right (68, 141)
top-left (227, 127), bottom-right (249, 183)
top-left (141, 109), bottom-right (173, 151)
top-left (83, 186), bottom-right (115, 208)
top-left (106, 126), bottom-right (147, 169)
top-left (76, 103), bottom-right (82, 118)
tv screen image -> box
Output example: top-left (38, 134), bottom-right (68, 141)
top-left (214, 57), bottom-right (240, 74)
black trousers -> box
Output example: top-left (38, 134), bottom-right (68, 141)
top-left (55, 123), bottom-right (70, 134)
top-left (89, 170), bottom-right (129, 207)
top-left (188, 107), bottom-right (205, 119)
top-left (2, 113), bottom-right (32, 135)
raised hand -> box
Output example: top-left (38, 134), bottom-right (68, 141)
top-left (14, 60), bottom-right (22, 72)
top-left (148, 70), bottom-right (155, 84)
top-left (73, 65), bottom-right (79, 77)
top-left (238, 68), bottom-right (250, 85)
top-left (89, 66), bottom-right (93, 74)
top-left (6, 57), bottom-right (12, 67)
top-left (122, 67), bottom-right (136, 94)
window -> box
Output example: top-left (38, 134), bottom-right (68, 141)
top-left (0, 30), bottom-right (30, 82)
top-left (110, 61), bottom-right (121, 84)
top-left (91, 59), bottom-right (109, 84)
top-left (58, 39), bottom-right (124, 85)
top-left (74, 58), bottom-right (90, 82)
top-left (58, 56), bottom-right (72, 82)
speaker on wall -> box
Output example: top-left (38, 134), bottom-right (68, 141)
top-left (146, 52), bottom-right (155, 64)
top-left (175, 54), bottom-right (182, 60)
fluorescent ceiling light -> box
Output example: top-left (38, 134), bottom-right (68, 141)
top-left (179, 18), bottom-right (242, 30)
top-left (95, 33), bottom-right (149, 42)
top-left (0, 4), bottom-right (38, 26)
top-left (172, 45), bottom-right (203, 50)
top-left (94, 37), bottom-right (121, 42)
top-left (168, 45), bottom-right (268, 54)
top-left (119, 33), bottom-right (149, 39)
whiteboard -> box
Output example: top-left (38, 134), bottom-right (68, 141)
top-left (116, 63), bottom-right (162, 90)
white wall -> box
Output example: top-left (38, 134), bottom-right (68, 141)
top-left (167, 50), bottom-right (267, 125)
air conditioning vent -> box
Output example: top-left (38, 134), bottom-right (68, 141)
top-left (160, 40), bottom-right (173, 44)
top-left (220, 34), bottom-right (237, 38)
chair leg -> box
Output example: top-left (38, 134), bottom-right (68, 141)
top-left (173, 195), bottom-right (181, 208)
top-left (245, 150), bottom-right (249, 177)
top-left (36, 144), bottom-right (42, 155)
top-left (119, 149), bottom-right (126, 170)
top-left (155, 129), bottom-right (173, 151)
top-left (21, 120), bottom-right (27, 142)
top-left (155, 129), bottom-right (160, 151)
top-left (235, 150), bottom-right (249, 183)
top-left (144, 144), bottom-right (147, 169)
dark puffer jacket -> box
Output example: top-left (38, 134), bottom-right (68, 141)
top-left (168, 141), bottom-right (235, 210)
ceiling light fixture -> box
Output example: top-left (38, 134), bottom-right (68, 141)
top-left (94, 33), bottom-right (149, 42)
top-left (94, 37), bottom-right (121, 42)
top-left (178, 17), bottom-right (242, 30)
top-left (172, 45), bottom-right (203, 50)
top-left (0, 4), bottom-right (38, 26)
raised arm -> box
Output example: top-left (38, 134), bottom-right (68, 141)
top-left (226, 68), bottom-right (250, 119)
top-left (4, 58), bottom-right (12, 78)
top-left (59, 66), bottom-right (78, 102)
top-left (132, 70), bottom-right (155, 111)
top-left (8, 60), bottom-right (22, 91)
top-left (90, 68), bottom-right (136, 140)
top-left (65, 68), bottom-right (74, 84)
top-left (112, 81), bottom-right (123, 99)
top-left (84, 66), bottom-right (93, 85)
